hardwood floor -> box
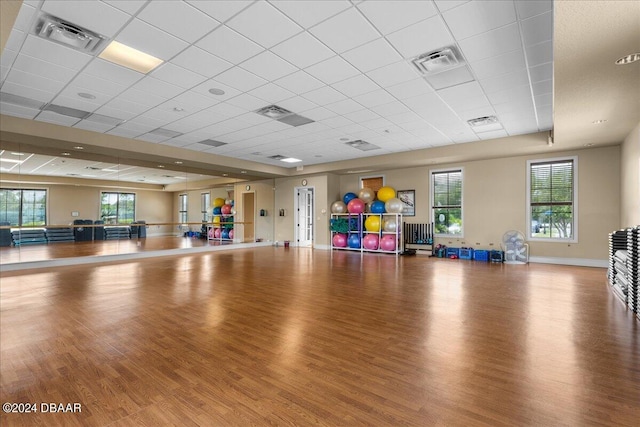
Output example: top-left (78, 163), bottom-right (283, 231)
top-left (1, 248), bottom-right (638, 426)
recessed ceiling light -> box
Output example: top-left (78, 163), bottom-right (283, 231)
top-left (73, 146), bottom-right (84, 150)
top-left (240, 170), bottom-right (247, 174)
top-left (281, 157), bottom-right (302, 163)
top-left (584, 143), bottom-right (594, 147)
top-left (615, 53), bottom-right (640, 65)
top-left (174, 161), bottom-right (183, 164)
top-left (98, 40), bottom-right (163, 74)
top-left (0, 158), bottom-right (24, 164)
top-left (10, 152), bottom-right (24, 156)
top-left (158, 165), bottom-right (165, 168)
top-left (592, 119), bottom-right (607, 124)
top-left (208, 88), bottom-right (226, 96)
top-left (173, 107), bottom-right (184, 112)
top-left (222, 173), bottom-right (228, 177)
top-left (78, 92), bottom-right (96, 99)
top-left (61, 152), bottom-right (71, 156)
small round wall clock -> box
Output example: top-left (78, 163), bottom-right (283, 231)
top-left (301, 179), bottom-right (307, 186)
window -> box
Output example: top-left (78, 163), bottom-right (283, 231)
top-left (360, 176), bottom-right (384, 193)
top-left (527, 157), bottom-right (577, 241)
top-left (201, 192), bottom-right (210, 222)
top-left (0, 188), bottom-right (47, 226)
top-left (101, 192), bottom-right (135, 224)
top-left (179, 194), bottom-right (188, 224)
top-left (431, 169), bottom-right (463, 236)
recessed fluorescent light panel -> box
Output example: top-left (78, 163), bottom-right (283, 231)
top-left (281, 157), bottom-right (302, 163)
top-left (99, 41), bottom-right (163, 74)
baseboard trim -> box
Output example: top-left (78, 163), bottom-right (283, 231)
top-left (529, 256), bottom-right (608, 268)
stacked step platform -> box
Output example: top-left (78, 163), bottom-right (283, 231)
top-left (0, 222), bottom-right (12, 247)
top-left (608, 227), bottom-right (639, 320)
top-left (626, 227), bottom-right (639, 319)
top-left (105, 226), bottom-right (130, 240)
top-left (11, 228), bottom-right (47, 246)
top-left (45, 227), bottom-right (75, 243)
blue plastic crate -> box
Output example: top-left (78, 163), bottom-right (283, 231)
top-left (446, 247), bottom-right (460, 258)
top-left (459, 248), bottom-right (474, 260)
top-left (474, 249), bottom-right (489, 262)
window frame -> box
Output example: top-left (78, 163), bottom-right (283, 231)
top-left (430, 167), bottom-right (464, 238)
top-left (100, 191), bottom-right (136, 225)
top-left (0, 188), bottom-right (48, 227)
top-left (526, 156), bottom-right (578, 243)
top-left (178, 193), bottom-right (188, 224)
top-left (201, 192), bottom-right (210, 222)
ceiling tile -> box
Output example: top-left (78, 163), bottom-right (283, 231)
top-left (319, 115), bottom-right (354, 129)
top-left (191, 79), bottom-right (242, 102)
top-left (249, 83), bottom-right (295, 104)
top-left (167, 90), bottom-right (220, 112)
top-left (341, 38), bottom-right (402, 73)
top-left (150, 62), bottom-right (208, 89)
top-left (3, 29), bottom-right (26, 54)
top-left (458, 23), bottom-right (522, 63)
top-left (525, 41), bottom-right (553, 67)
top-left (271, 32), bottom-right (335, 69)
top-left (521, 11), bottom-right (553, 47)
top-left (137, 1), bottom-right (220, 43)
top-left (486, 83), bottom-right (531, 105)
top-left (225, 93), bottom-right (268, 111)
top-left (41, 0), bottom-right (130, 38)
top-left (386, 15), bottom-right (454, 59)
top-left (469, 49), bottom-right (526, 80)
top-left (241, 51), bottom-right (299, 81)
top-left (0, 102), bottom-right (40, 119)
top-left (185, 1), bottom-right (253, 23)
top-left (116, 18), bottom-right (189, 61)
top-left (118, 86), bottom-right (166, 108)
top-left (479, 68), bottom-right (529, 94)
top-left (83, 58), bottom-right (144, 86)
top-left (21, 35), bottom-right (92, 71)
top-left (215, 67), bottom-right (267, 92)
top-left (529, 62), bottom-right (552, 83)
top-left (67, 73), bottom-right (127, 97)
top-left (94, 103), bottom-right (144, 120)
top-left (13, 3), bottom-right (36, 32)
top-left (171, 47), bottom-right (233, 78)
top-left (386, 78), bottom-right (434, 99)
top-left (132, 77), bottom-right (185, 100)
top-left (443, 1), bottom-right (516, 40)
top-left (476, 129), bottom-right (508, 140)
top-left (305, 56), bottom-right (360, 85)
top-left (299, 106), bottom-right (336, 121)
top-left (515, 0), bottom-right (552, 19)
top-left (12, 53), bottom-right (77, 83)
top-left (196, 26), bottom-right (264, 64)
top-left (102, 0), bottom-right (146, 15)
top-left (271, 0), bottom-right (351, 29)
top-left (437, 81), bottom-right (489, 112)
top-left (434, 0), bottom-right (470, 12)
top-left (274, 70), bottom-right (327, 95)
top-left (227, 1), bottom-right (302, 48)
top-left (34, 110), bottom-right (81, 126)
top-left (5, 68), bottom-right (66, 94)
top-left (302, 86), bottom-right (347, 105)
top-left (309, 8), bottom-right (380, 53)
top-left (332, 74), bottom-right (380, 97)
top-left (73, 120), bottom-right (116, 133)
top-left (278, 96), bottom-right (318, 114)
top-left (532, 79), bottom-right (552, 97)
top-left (353, 89), bottom-right (396, 108)
top-left (343, 108), bottom-right (380, 123)
top-left (357, 0), bottom-right (438, 35)
top-left (325, 98), bottom-right (364, 115)
top-left (366, 61), bottom-right (420, 87)
top-left (370, 101), bottom-right (411, 117)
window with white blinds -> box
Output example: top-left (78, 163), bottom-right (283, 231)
top-left (527, 157), bottom-right (577, 240)
top-left (179, 194), bottom-right (188, 224)
top-left (431, 169), bottom-right (463, 236)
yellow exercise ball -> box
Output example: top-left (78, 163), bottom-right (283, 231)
top-left (377, 186), bottom-right (396, 202)
top-left (213, 197), bottom-right (225, 208)
top-left (212, 216), bottom-right (221, 225)
top-left (364, 215), bottom-right (381, 232)
top-left (358, 187), bottom-right (375, 204)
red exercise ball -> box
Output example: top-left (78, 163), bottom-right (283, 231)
top-left (347, 198), bottom-right (366, 214)
top-left (221, 204), bottom-right (232, 215)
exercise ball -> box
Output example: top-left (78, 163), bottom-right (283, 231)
top-left (370, 200), bottom-right (386, 213)
top-left (213, 216), bottom-right (221, 225)
top-left (383, 217), bottom-right (397, 232)
top-left (332, 233), bottom-right (348, 247)
top-left (221, 228), bottom-right (230, 239)
top-left (343, 192), bottom-right (358, 205)
top-left (213, 198), bottom-right (225, 208)
top-left (377, 186), bottom-right (396, 202)
top-left (347, 234), bottom-right (361, 249)
top-left (225, 199), bottom-right (233, 206)
top-left (214, 228), bottom-right (221, 238)
top-left (364, 215), bottom-right (381, 232)
top-left (363, 234), bottom-right (379, 250)
top-left (221, 204), bottom-right (232, 215)
top-left (212, 206), bottom-right (222, 215)
top-left (380, 235), bottom-right (397, 251)
top-left (358, 187), bottom-right (375, 203)
top-left (228, 229), bottom-right (234, 239)
top-left (331, 200), bottom-right (347, 213)
top-left (347, 198), bottom-right (365, 214)
top-left (385, 197), bottom-right (404, 213)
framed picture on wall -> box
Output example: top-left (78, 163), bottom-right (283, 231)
top-left (397, 190), bottom-right (415, 216)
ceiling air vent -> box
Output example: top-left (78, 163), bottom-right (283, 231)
top-left (42, 104), bottom-right (90, 119)
top-left (0, 92), bottom-right (45, 109)
top-left (412, 47), bottom-right (463, 75)
top-left (269, 155), bottom-right (286, 160)
top-left (467, 116), bottom-right (499, 127)
top-left (345, 140), bottom-right (380, 152)
top-left (34, 14), bottom-right (106, 53)
top-left (256, 105), bottom-right (315, 127)
top-left (197, 139), bottom-right (227, 147)
top-left (147, 128), bottom-right (183, 139)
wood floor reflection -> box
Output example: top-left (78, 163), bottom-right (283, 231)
top-left (1, 248), bottom-right (638, 426)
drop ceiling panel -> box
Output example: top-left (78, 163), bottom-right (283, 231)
top-left (12, 3), bottom-right (36, 32)
top-left (0, 102), bottom-right (40, 119)
top-left (5, 68), bottom-right (67, 94)
top-left (131, 77), bottom-right (184, 100)
top-left (274, 70), bottom-right (325, 94)
top-left (40, 0), bottom-right (130, 38)
top-left (83, 59), bottom-right (144, 86)
top-left (215, 67), bottom-right (267, 92)
top-left (370, 101), bottom-right (411, 117)
top-left (51, 94), bottom-right (102, 113)
top-left (73, 120), bottom-right (116, 133)
top-left (309, 8), bottom-right (380, 54)
top-left (1, 81), bottom-right (55, 104)
top-left (302, 86), bottom-right (347, 105)
top-left (170, 46), bottom-right (233, 78)
top-left (386, 78), bottom-right (434, 100)
top-left (521, 11), bottom-right (553, 47)
top-left (168, 90), bottom-right (219, 112)
top-left (226, 2), bottom-right (302, 48)
top-left (185, 1), bottom-right (253, 23)
top-left (299, 107), bottom-right (336, 121)
top-left (385, 15), bottom-right (454, 59)
top-left (332, 74), bottom-right (380, 98)
top-left (442, 0), bottom-right (516, 40)
top-left (249, 83), bottom-right (295, 104)
top-left (458, 23), bottom-right (522, 63)
top-left (479, 68), bottom-right (530, 94)
top-left (525, 41), bottom-right (553, 68)
top-left (20, 35), bottom-right (93, 71)
top-left (93, 104), bottom-right (141, 121)
top-left (116, 19), bottom-right (189, 61)
top-left (352, 89), bottom-right (396, 108)
top-left (515, 0), bottom-right (552, 19)
top-left (102, 0), bottom-right (146, 15)
top-left (366, 61), bottom-right (420, 88)
top-left (529, 62), bottom-right (553, 83)
top-left (357, 0), bottom-right (438, 35)
top-left (35, 110), bottom-right (81, 126)
top-left (150, 63), bottom-right (208, 89)
top-left (67, 73), bottom-right (127, 97)
top-left (271, 0), bottom-right (351, 29)
top-left (305, 56), bottom-right (361, 85)
top-left (241, 51), bottom-right (299, 82)
top-left (270, 32), bottom-right (335, 69)
top-left (196, 26), bottom-right (264, 64)
top-left (325, 99), bottom-right (365, 115)
top-left (469, 49), bottom-right (527, 80)
top-left (225, 93), bottom-right (268, 111)
top-left (136, 1), bottom-right (220, 43)
top-left (341, 38), bottom-right (402, 73)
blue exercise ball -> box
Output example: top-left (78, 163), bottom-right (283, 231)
top-left (221, 229), bottom-right (230, 239)
top-left (213, 206), bottom-right (222, 215)
top-left (343, 192), bottom-right (358, 205)
top-left (348, 234), bottom-right (361, 249)
top-left (370, 200), bottom-right (386, 213)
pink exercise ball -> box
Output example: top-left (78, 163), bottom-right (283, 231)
top-left (214, 228), bottom-right (222, 238)
top-left (332, 233), bottom-right (348, 247)
top-left (347, 198), bottom-right (366, 214)
top-left (221, 204), bottom-right (233, 215)
top-left (363, 234), bottom-right (379, 250)
top-left (380, 235), bottom-right (397, 251)
top-left (228, 229), bottom-right (234, 239)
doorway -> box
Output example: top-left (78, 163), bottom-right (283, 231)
top-left (295, 187), bottom-right (314, 247)
top-left (242, 192), bottom-right (255, 243)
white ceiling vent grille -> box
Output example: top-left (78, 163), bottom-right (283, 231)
top-left (34, 14), bottom-right (106, 53)
top-left (256, 105), bottom-right (315, 127)
top-left (42, 104), bottom-right (91, 119)
top-left (345, 140), bottom-right (380, 152)
top-left (412, 47), bottom-right (463, 75)
top-left (467, 116), bottom-right (499, 127)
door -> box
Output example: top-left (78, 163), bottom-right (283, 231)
top-left (242, 192), bottom-right (255, 243)
top-left (295, 187), bottom-right (314, 247)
